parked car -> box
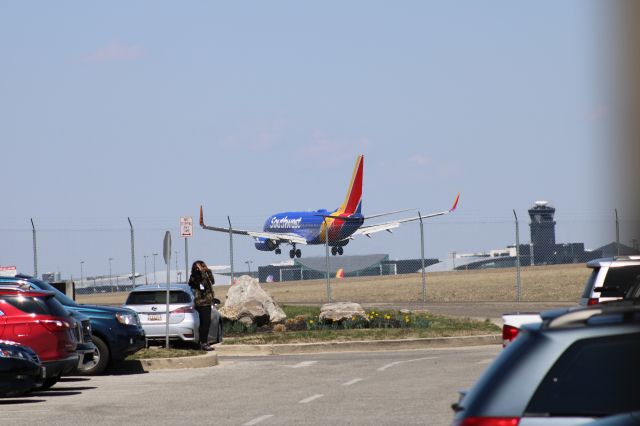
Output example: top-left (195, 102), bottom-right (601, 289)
top-left (0, 275), bottom-right (146, 375)
top-left (580, 256), bottom-right (640, 306)
top-left (0, 287), bottom-right (79, 389)
top-left (452, 302), bottom-right (640, 425)
top-left (0, 340), bottom-right (44, 397)
top-left (123, 284), bottom-right (222, 344)
top-left (501, 256), bottom-right (640, 347)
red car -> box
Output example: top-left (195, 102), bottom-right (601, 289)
top-left (0, 287), bottom-right (79, 389)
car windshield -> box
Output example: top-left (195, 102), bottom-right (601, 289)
top-left (601, 265), bottom-right (640, 298)
top-left (31, 279), bottom-right (78, 307)
top-left (125, 290), bottom-right (192, 305)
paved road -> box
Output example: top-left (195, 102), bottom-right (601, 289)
top-left (3, 346), bottom-right (500, 426)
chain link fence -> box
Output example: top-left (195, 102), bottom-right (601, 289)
top-left (1, 212), bottom-right (638, 303)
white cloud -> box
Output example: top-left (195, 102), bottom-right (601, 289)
top-left (82, 42), bottom-right (143, 63)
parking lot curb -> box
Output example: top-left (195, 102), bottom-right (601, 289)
top-left (136, 350), bottom-right (219, 371)
top-left (214, 334), bottom-right (501, 356)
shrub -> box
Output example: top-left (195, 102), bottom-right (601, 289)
top-left (273, 324), bottom-right (287, 333)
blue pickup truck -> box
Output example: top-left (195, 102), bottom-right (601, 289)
top-left (1, 275), bottom-right (146, 375)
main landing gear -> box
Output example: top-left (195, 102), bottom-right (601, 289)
top-left (289, 244), bottom-right (302, 259)
top-left (275, 248), bottom-right (281, 255)
top-left (331, 246), bottom-right (344, 256)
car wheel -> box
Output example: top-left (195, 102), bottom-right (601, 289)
top-left (77, 335), bottom-right (110, 376)
top-left (41, 373), bottom-right (61, 390)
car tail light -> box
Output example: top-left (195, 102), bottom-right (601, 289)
top-left (172, 306), bottom-right (194, 314)
top-left (587, 298), bottom-right (599, 306)
top-left (502, 324), bottom-right (519, 347)
top-left (454, 417), bottom-right (520, 426)
top-left (39, 319), bottom-right (70, 332)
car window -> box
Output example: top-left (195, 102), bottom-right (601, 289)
top-left (526, 333), bottom-right (640, 417)
top-left (0, 295), bottom-right (70, 317)
top-left (581, 268), bottom-right (599, 298)
top-left (125, 290), bottom-right (192, 305)
top-left (601, 266), bottom-right (640, 297)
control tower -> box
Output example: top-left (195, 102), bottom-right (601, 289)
top-left (528, 201), bottom-right (556, 265)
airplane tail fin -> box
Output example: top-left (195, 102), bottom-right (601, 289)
top-left (338, 154), bottom-right (364, 215)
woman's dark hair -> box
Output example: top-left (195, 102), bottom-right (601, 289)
top-left (190, 260), bottom-right (207, 278)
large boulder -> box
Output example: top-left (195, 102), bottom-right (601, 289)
top-left (219, 275), bottom-right (287, 326)
top-left (319, 302), bottom-right (368, 323)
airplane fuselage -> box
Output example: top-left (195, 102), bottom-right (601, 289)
top-left (254, 210), bottom-right (364, 251)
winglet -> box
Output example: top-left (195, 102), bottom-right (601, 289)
top-left (449, 193), bottom-right (460, 213)
top-left (199, 205), bottom-right (205, 227)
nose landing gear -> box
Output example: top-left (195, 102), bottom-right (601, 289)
top-left (330, 246), bottom-right (344, 256)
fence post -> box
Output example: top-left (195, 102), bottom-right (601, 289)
top-left (513, 210), bottom-right (521, 302)
top-left (418, 212), bottom-right (427, 303)
top-left (128, 217), bottom-right (136, 287)
top-left (324, 218), bottom-right (332, 303)
top-left (31, 218), bottom-right (38, 278)
top-left (228, 216), bottom-right (234, 285)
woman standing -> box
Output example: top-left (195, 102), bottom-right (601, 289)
top-left (188, 260), bottom-right (215, 351)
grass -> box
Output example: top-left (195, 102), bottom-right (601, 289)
top-left (78, 265), bottom-right (587, 354)
top-left (126, 344), bottom-right (205, 360)
top-left (221, 306), bottom-right (500, 345)
top-left (77, 263), bottom-right (591, 306)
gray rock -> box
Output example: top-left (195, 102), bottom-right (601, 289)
top-left (319, 302), bottom-right (368, 322)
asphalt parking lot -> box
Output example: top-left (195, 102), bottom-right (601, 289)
top-left (3, 345), bottom-right (500, 426)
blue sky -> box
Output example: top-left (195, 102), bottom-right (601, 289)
top-left (0, 2), bottom-right (618, 279)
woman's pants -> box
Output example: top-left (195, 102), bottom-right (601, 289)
top-left (195, 305), bottom-right (212, 344)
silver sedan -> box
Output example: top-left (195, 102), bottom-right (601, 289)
top-left (123, 284), bottom-right (222, 344)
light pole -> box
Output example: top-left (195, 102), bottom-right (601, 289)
top-left (80, 261), bottom-right (85, 288)
top-left (245, 260), bottom-right (253, 275)
top-left (108, 257), bottom-right (113, 291)
top-left (143, 255), bottom-right (148, 284)
top-left (152, 253), bottom-right (158, 285)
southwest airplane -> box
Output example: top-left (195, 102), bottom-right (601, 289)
top-left (199, 155), bottom-right (459, 259)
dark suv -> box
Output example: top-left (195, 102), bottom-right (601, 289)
top-left (452, 302), bottom-right (640, 425)
top-left (0, 275), bottom-right (146, 375)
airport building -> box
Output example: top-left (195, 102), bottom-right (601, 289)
top-left (257, 254), bottom-right (438, 283)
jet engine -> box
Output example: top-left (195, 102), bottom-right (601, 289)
top-left (254, 238), bottom-right (279, 251)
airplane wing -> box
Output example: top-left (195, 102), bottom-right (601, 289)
top-left (315, 208), bottom-right (414, 221)
top-left (352, 193), bottom-right (460, 238)
top-left (199, 206), bottom-right (307, 245)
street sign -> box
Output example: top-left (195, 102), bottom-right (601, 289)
top-left (0, 266), bottom-right (17, 277)
top-left (163, 231), bottom-right (172, 264)
top-left (180, 216), bottom-right (193, 238)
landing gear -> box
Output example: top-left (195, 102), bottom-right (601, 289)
top-left (338, 246), bottom-right (343, 255)
top-left (289, 245), bottom-right (302, 258)
top-left (330, 246), bottom-right (344, 256)
top-left (275, 248), bottom-right (281, 255)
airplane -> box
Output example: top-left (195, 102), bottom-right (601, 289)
top-left (199, 154), bottom-right (459, 259)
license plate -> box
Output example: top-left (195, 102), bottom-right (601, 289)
top-left (148, 314), bottom-right (162, 321)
